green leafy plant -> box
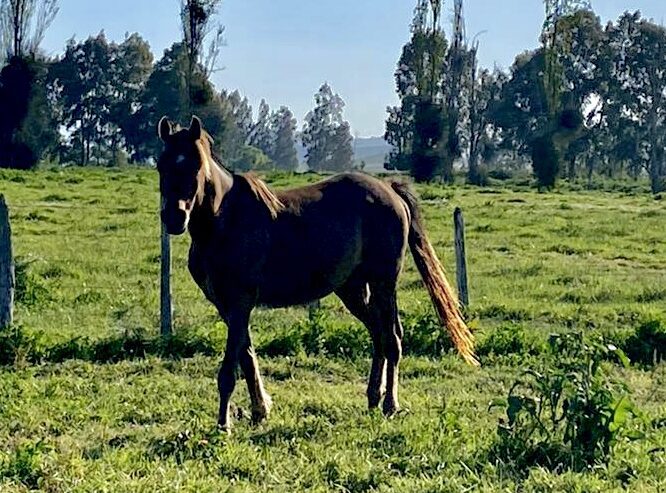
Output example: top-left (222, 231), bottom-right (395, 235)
top-left (0, 325), bottom-right (44, 366)
top-left (0, 440), bottom-right (52, 489)
top-left (491, 332), bottom-right (641, 472)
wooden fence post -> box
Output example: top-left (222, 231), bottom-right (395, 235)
top-left (453, 207), bottom-right (469, 310)
top-left (0, 195), bottom-right (15, 330)
top-left (160, 197), bottom-right (173, 337)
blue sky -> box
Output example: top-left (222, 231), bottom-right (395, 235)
top-left (42, 1), bottom-right (666, 136)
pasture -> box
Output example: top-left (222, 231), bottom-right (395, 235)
top-left (0, 167), bottom-right (665, 492)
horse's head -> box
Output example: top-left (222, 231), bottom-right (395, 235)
top-left (157, 115), bottom-right (216, 235)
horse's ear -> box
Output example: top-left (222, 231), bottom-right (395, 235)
top-left (158, 117), bottom-right (173, 142)
top-left (189, 115), bottom-right (203, 141)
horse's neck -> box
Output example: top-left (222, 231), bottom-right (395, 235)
top-left (189, 158), bottom-right (234, 243)
top-left (208, 158), bottom-right (234, 201)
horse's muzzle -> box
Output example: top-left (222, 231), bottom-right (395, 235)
top-left (161, 208), bottom-right (188, 235)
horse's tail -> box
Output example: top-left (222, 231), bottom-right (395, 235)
top-left (390, 182), bottom-right (479, 366)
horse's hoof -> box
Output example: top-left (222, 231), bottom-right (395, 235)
top-left (382, 402), bottom-right (401, 418)
top-left (251, 396), bottom-right (272, 425)
top-left (367, 395), bottom-right (383, 410)
top-left (217, 412), bottom-right (232, 433)
top-left (251, 409), bottom-right (269, 425)
top-left (217, 422), bottom-right (232, 435)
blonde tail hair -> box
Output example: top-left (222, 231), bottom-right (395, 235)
top-left (391, 182), bottom-right (479, 366)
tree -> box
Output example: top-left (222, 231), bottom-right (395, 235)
top-left (385, 0), bottom-right (452, 182)
top-left (487, 3), bottom-right (594, 188)
top-left (111, 33), bottom-right (153, 164)
top-left (221, 89), bottom-right (253, 143)
top-left (269, 106), bottom-right (298, 171)
top-left (302, 83), bottom-right (353, 172)
top-left (248, 99), bottom-right (272, 156)
top-left (0, 0), bottom-right (59, 60)
top-left (463, 45), bottom-right (505, 185)
top-left (50, 33), bottom-right (116, 165)
top-left (547, 9), bottom-right (606, 183)
top-left (606, 13), bottom-right (666, 193)
top-left (180, 0), bottom-right (224, 113)
top-left (532, 1), bottom-right (590, 188)
top-left (0, 56), bottom-right (57, 168)
top-left (128, 42), bottom-right (230, 163)
top-left (441, 0), bottom-right (466, 183)
top-left (0, 0), bottom-right (59, 169)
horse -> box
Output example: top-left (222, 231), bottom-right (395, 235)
top-left (156, 115), bottom-right (478, 431)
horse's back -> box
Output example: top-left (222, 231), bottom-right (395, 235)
top-left (257, 173), bottom-right (409, 306)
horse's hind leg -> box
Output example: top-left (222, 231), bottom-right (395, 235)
top-left (336, 277), bottom-right (386, 409)
top-left (370, 283), bottom-right (402, 417)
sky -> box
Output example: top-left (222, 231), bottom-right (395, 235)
top-left (41, 1), bottom-right (666, 137)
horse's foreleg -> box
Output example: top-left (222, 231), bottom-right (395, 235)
top-left (217, 309), bottom-right (251, 431)
top-left (240, 344), bottom-right (272, 424)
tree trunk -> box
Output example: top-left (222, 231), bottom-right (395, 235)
top-left (650, 149), bottom-right (663, 193)
top-left (80, 129), bottom-right (85, 166)
top-left (567, 155), bottom-right (576, 181)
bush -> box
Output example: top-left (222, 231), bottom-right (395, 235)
top-left (623, 319), bottom-right (666, 366)
top-left (257, 310), bottom-right (369, 359)
top-left (14, 258), bottom-right (52, 307)
top-left (490, 332), bottom-right (641, 472)
top-left (468, 165), bottom-right (490, 186)
top-left (488, 168), bottom-right (514, 181)
top-left (0, 325), bottom-right (226, 367)
top-left (229, 145), bottom-right (273, 172)
top-left (402, 311), bottom-right (455, 357)
top-left (477, 325), bottom-right (544, 359)
top-left (0, 325), bottom-right (45, 366)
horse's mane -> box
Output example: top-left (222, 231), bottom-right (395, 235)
top-left (241, 173), bottom-right (285, 220)
top-left (196, 130), bottom-right (283, 219)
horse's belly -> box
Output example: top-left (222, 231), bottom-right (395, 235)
top-left (257, 239), bottom-right (360, 307)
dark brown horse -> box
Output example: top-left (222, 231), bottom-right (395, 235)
top-left (157, 115), bottom-right (477, 430)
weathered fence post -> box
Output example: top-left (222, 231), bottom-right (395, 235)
top-left (453, 207), bottom-right (469, 310)
top-left (0, 195), bottom-right (15, 330)
top-left (160, 197), bottom-right (173, 336)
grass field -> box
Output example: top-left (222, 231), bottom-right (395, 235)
top-left (0, 167), bottom-right (665, 492)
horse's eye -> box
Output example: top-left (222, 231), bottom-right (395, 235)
top-left (176, 155), bottom-right (186, 164)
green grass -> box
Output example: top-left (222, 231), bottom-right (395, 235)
top-left (0, 167), bottom-right (665, 492)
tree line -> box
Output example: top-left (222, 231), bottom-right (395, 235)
top-left (1, 0), bottom-right (664, 192)
top-left (386, 0), bottom-right (666, 192)
top-left (0, 0), bottom-right (355, 173)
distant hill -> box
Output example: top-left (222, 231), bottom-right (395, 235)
top-left (353, 137), bottom-right (392, 172)
top-left (296, 136), bottom-right (392, 173)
